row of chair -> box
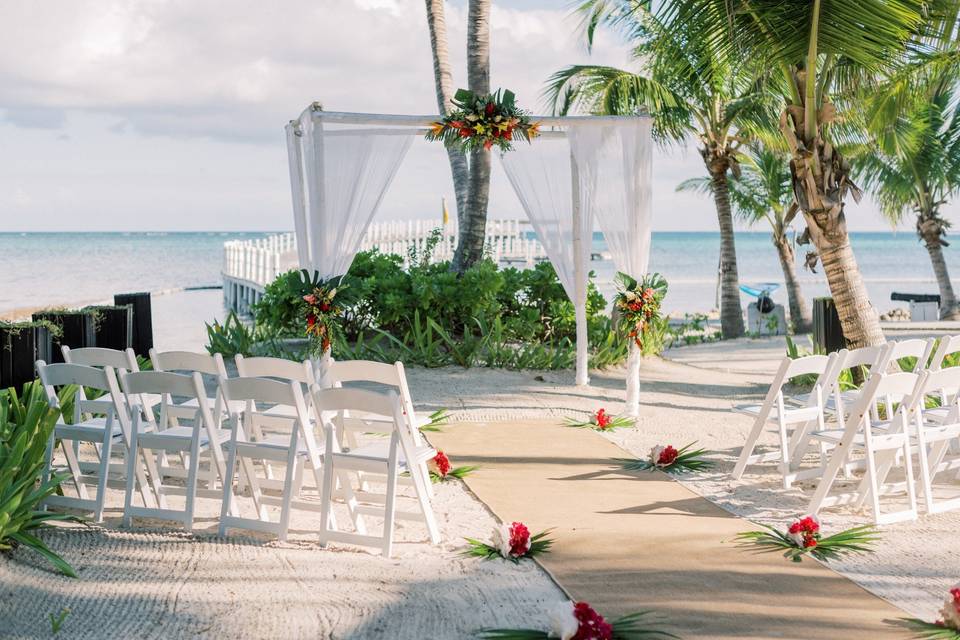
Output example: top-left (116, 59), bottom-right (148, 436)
top-left (734, 336), bottom-right (960, 525)
top-left (37, 347), bottom-right (440, 557)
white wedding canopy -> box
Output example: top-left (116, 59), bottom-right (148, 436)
top-left (285, 103), bottom-right (652, 401)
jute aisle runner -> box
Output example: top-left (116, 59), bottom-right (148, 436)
top-left (429, 420), bottom-right (905, 640)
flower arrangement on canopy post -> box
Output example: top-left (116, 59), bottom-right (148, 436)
top-left (425, 88), bottom-right (540, 153)
top-left (614, 272), bottom-right (667, 418)
top-left (479, 600), bottom-right (678, 639)
top-left (300, 273), bottom-right (346, 385)
top-left (901, 584), bottom-right (960, 638)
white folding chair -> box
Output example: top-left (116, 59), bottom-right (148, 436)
top-left (820, 344), bottom-right (894, 419)
top-left (120, 370), bottom-right (233, 530)
top-left (315, 387), bottom-right (440, 557)
top-left (732, 352), bottom-right (837, 488)
top-left (807, 371), bottom-right (921, 525)
top-left (218, 376), bottom-right (352, 541)
top-left (36, 361), bottom-right (154, 522)
top-left (923, 335), bottom-right (960, 425)
top-left (929, 334), bottom-right (960, 371)
top-left (149, 350), bottom-right (242, 425)
top-left (914, 367), bottom-right (960, 514)
top-left (62, 346), bottom-right (157, 407)
top-left (325, 360), bottom-right (434, 494)
top-left (885, 338), bottom-right (936, 373)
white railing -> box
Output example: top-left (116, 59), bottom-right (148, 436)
top-left (221, 219), bottom-right (547, 289)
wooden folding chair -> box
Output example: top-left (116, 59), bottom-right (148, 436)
top-left (807, 371), bottom-right (921, 525)
top-left (121, 370), bottom-right (233, 530)
top-left (314, 387), bottom-right (440, 557)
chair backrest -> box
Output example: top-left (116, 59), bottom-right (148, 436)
top-left (121, 370), bottom-right (212, 432)
top-left (62, 346), bottom-right (139, 372)
top-left (312, 386), bottom-right (411, 454)
top-left (918, 367), bottom-right (960, 423)
top-left (784, 354), bottom-right (832, 379)
top-left (929, 335), bottom-right (960, 370)
top-left (220, 376), bottom-right (305, 412)
top-left (849, 371), bottom-right (921, 433)
top-left (235, 355), bottom-right (315, 385)
top-left (150, 349), bottom-right (227, 377)
top-left (840, 344), bottom-right (892, 371)
top-left (886, 338), bottom-right (935, 373)
top-left (326, 360), bottom-right (403, 387)
top-left (35, 360), bottom-right (128, 431)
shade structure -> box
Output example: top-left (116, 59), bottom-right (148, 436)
top-left (569, 120), bottom-right (654, 414)
top-left (286, 107), bottom-right (415, 280)
top-left (284, 107), bottom-right (653, 398)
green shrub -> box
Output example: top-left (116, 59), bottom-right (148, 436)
top-left (0, 383), bottom-right (83, 577)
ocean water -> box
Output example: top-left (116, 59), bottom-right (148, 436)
top-left (0, 230), bottom-right (955, 318)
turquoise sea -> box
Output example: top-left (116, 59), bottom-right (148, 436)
top-left (0, 231), bottom-right (956, 317)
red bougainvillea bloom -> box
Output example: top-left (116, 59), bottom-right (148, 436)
top-left (594, 409), bottom-right (611, 429)
top-left (431, 451), bottom-right (451, 478)
top-left (572, 601), bottom-right (614, 640)
top-left (306, 314), bottom-right (317, 330)
top-left (508, 522), bottom-right (531, 557)
top-left (485, 102), bottom-right (495, 116)
top-left (657, 445), bottom-right (679, 466)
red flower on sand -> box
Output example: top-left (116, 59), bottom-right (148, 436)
top-left (572, 602), bottom-right (614, 640)
top-left (787, 515), bottom-right (820, 549)
top-left (594, 409), bottom-right (611, 429)
top-left (654, 445), bottom-right (679, 467)
top-left (506, 522), bottom-right (531, 557)
top-left (430, 451), bottom-right (451, 478)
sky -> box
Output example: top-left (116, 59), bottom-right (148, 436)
top-left (0, 0), bottom-right (940, 233)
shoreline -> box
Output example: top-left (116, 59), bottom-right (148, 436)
top-left (0, 286), bottom-right (220, 323)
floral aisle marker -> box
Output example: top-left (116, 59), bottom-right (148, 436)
top-left (479, 600), bottom-right (678, 640)
top-left (428, 450), bottom-right (478, 483)
top-left (735, 515), bottom-right (880, 563)
top-left (618, 443), bottom-right (715, 474)
top-left (464, 521), bottom-right (554, 563)
top-left (425, 88), bottom-right (539, 152)
top-left (565, 408), bottom-right (635, 431)
top-left (900, 584), bottom-right (960, 638)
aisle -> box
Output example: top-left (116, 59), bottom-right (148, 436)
top-left (429, 420), bottom-right (906, 640)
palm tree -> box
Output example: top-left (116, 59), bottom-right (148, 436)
top-left (452, 0), bottom-right (492, 273)
top-left (546, 1), bottom-right (756, 338)
top-left (680, 144), bottom-right (813, 332)
top-left (855, 40), bottom-right (960, 318)
top-left (652, 0), bottom-right (946, 348)
top-left (424, 0), bottom-right (469, 231)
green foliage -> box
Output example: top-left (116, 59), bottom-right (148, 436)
top-left (735, 523), bottom-right (880, 563)
top-left (898, 618), bottom-right (960, 639)
top-left (0, 383), bottom-right (83, 577)
top-left (49, 608), bottom-right (70, 634)
top-left (223, 251), bottom-right (637, 371)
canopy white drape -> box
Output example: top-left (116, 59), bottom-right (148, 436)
top-left (286, 110), bottom-right (414, 280)
top-left (569, 120), bottom-right (653, 415)
top-left (500, 137), bottom-right (594, 385)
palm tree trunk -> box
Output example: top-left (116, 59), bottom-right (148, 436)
top-left (424, 0), bottom-right (469, 223)
top-left (919, 220), bottom-right (960, 319)
top-left (452, 0), bottom-right (491, 274)
top-left (774, 235), bottom-right (812, 333)
top-left (709, 165), bottom-right (745, 338)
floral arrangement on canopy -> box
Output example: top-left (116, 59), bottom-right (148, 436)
top-left (902, 584), bottom-right (960, 638)
top-left (426, 88), bottom-right (539, 152)
top-left (565, 408), bottom-right (635, 431)
top-left (735, 515), bottom-right (880, 563)
top-left (614, 272), bottom-right (667, 354)
top-left (464, 521), bottom-right (554, 563)
top-left (619, 442), bottom-right (714, 474)
top-left (479, 600), bottom-right (677, 639)
top-left (301, 278), bottom-right (344, 356)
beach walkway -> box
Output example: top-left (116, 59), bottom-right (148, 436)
top-left (430, 420), bottom-right (906, 640)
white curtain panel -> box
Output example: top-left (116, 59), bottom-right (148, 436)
top-left (568, 119), bottom-right (654, 416)
top-left (501, 137), bottom-right (594, 385)
top-left (286, 112), bottom-right (414, 279)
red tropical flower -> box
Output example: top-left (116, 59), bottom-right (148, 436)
top-left (657, 445), bottom-right (679, 466)
top-left (508, 522), bottom-right (531, 557)
top-left (572, 601), bottom-right (614, 640)
top-left (485, 102), bottom-right (495, 116)
top-left (431, 451), bottom-right (451, 478)
top-left (594, 408), bottom-right (611, 429)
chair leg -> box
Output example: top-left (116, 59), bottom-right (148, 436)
top-left (41, 431), bottom-right (55, 512)
top-left (732, 414), bottom-right (766, 480)
top-left (407, 459), bottom-right (441, 545)
top-left (185, 443), bottom-right (201, 531)
top-left (277, 438), bottom-right (299, 542)
top-left (122, 431), bottom-right (139, 528)
top-left (94, 432), bottom-right (113, 523)
top-left (218, 442), bottom-right (240, 537)
top-left (318, 455), bottom-right (336, 548)
top-left (382, 462), bottom-right (398, 558)
top-left (778, 415), bottom-right (792, 489)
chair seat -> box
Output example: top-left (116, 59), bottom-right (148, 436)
top-left (140, 426), bottom-right (231, 447)
top-left (811, 421), bottom-right (898, 446)
top-left (733, 404), bottom-right (821, 423)
top-left (55, 418), bottom-right (123, 441)
top-left (922, 406), bottom-right (953, 424)
top-left (344, 441), bottom-right (436, 467)
top-left (176, 397), bottom-right (247, 413)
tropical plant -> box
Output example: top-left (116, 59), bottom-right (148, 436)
top-left (680, 143), bottom-right (812, 332)
top-left (546, 0), bottom-right (764, 338)
top-left (652, 0), bottom-right (950, 348)
top-left (0, 383), bottom-right (83, 577)
top-left (856, 50), bottom-right (960, 319)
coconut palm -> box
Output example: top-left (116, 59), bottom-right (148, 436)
top-left (855, 35), bottom-right (960, 318)
top-left (546, 0), bottom-right (758, 338)
top-left (424, 0), bottom-right (469, 229)
top-left (651, 0), bottom-right (950, 347)
top-left (680, 144), bottom-right (813, 332)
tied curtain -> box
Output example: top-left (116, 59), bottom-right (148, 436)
top-left (500, 136), bottom-right (594, 386)
top-left (568, 120), bottom-right (653, 415)
top-left (286, 111), bottom-right (414, 280)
